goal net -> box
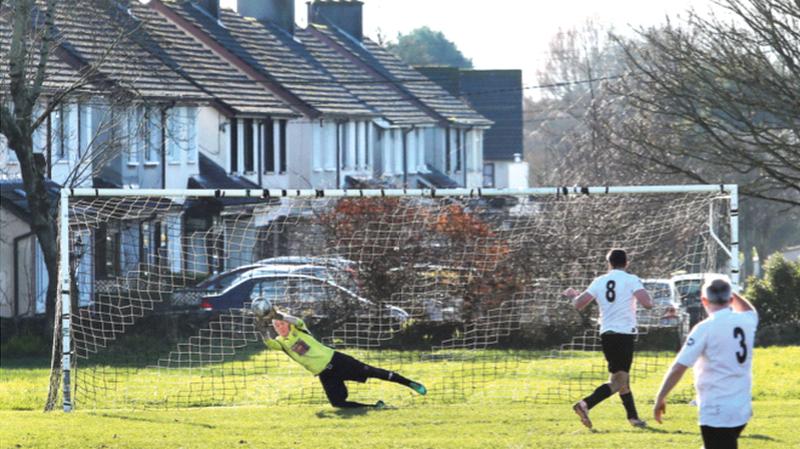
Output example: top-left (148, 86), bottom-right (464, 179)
top-left (49, 185), bottom-right (737, 410)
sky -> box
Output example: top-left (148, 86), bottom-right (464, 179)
top-left (220, 0), bottom-right (714, 94)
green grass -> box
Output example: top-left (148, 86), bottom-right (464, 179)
top-left (1, 347), bottom-right (799, 448)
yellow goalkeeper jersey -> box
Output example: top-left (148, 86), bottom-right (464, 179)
top-left (264, 318), bottom-right (335, 375)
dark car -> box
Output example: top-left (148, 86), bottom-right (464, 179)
top-left (200, 272), bottom-right (408, 321)
top-left (257, 256), bottom-right (360, 290)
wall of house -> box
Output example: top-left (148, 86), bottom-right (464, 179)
top-left (465, 129), bottom-right (484, 188)
top-left (198, 106), bottom-right (229, 171)
top-left (290, 119), bottom-right (320, 188)
top-left (0, 207), bottom-right (34, 317)
top-left (338, 120), bottom-right (373, 185)
top-left (0, 101), bottom-right (95, 187)
top-left (375, 126), bottom-right (431, 186)
top-left (421, 126), bottom-right (485, 187)
top-left (164, 106), bottom-right (200, 189)
top-left (489, 158), bottom-right (529, 189)
top-left (0, 133), bottom-right (20, 180)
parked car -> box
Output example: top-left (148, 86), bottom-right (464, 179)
top-left (172, 264), bottom-right (319, 306)
top-left (257, 256), bottom-right (360, 291)
top-left (640, 279), bottom-right (682, 327)
top-left (672, 273), bottom-right (715, 328)
top-left (199, 272), bottom-right (409, 322)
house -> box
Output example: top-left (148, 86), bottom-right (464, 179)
top-left (146, 0), bottom-right (379, 189)
top-left (305, 0), bottom-right (493, 188)
top-left (416, 67), bottom-right (528, 189)
top-left (171, 0), bottom-right (491, 188)
top-left (0, 0), bottom-right (494, 317)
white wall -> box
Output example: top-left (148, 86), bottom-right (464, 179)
top-left (0, 132), bottom-right (20, 180)
top-left (0, 207), bottom-right (34, 317)
top-left (164, 106), bottom-right (200, 189)
top-left (197, 106), bottom-right (227, 171)
top-left (490, 159), bottom-right (530, 189)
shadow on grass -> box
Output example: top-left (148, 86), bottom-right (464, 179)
top-left (88, 412), bottom-right (216, 429)
top-left (315, 406), bottom-right (391, 419)
top-left (743, 434), bottom-right (777, 442)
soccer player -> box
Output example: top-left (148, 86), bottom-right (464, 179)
top-left (259, 308), bottom-right (427, 408)
top-left (563, 248), bottom-right (654, 429)
top-left (653, 277), bottom-right (757, 449)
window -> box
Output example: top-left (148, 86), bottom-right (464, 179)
top-left (324, 122), bottom-right (336, 171)
top-left (144, 107), bottom-right (161, 163)
top-left (445, 128), bottom-right (451, 172)
top-left (229, 118), bottom-right (238, 172)
top-left (166, 108), bottom-right (178, 163)
top-left (126, 107), bottom-right (142, 164)
top-left (52, 103), bottom-right (72, 161)
top-left (264, 118), bottom-right (275, 173)
top-left (0, 133), bottom-right (16, 163)
top-left (94, 223), bottom-right (121, 279)
top-left (167, 107), bottom-right (197, 164)
top-left (243, 118), bottom-right (254, 172)
top-left (251, 278), bottom-right (289, 303)
top-left (365, 123), bottom-right (371, 167)
top-left (339, 122), bottom-right (347, 169)
top-left (455, 128), bottom-right (462, 172)
top-left (279, 119), bottom-right (287, 173)
top-left (312, 122), bottom-right (322, 171)
top-left (355, 121), bottom-right (363, 168)
top-left (78, 104), bottom-right (91, 160)
top-left (186, 107), bottom-right (197, 163)
top-left (483, 162), bottom-right (495, 188)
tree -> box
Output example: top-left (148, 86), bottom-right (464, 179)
top-left (525, 20), bottom-right (632, 186)
top-left (744, 254), bottom-right (800, 326)
top-left (1, 0), bottom-right (160, 410)
top-left (599, 0), bottom-right (800, 208)
top-left (526, 7), bottom-right (800, 275)
top-left (384, 26), bottom-right (473, 68)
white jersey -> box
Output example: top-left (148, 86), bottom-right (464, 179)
top-left (586, 269), bottom-right (644, 334)
top-left (675, 307), bottom-right (758, 427)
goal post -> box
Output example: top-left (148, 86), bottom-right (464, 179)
top-left (53, 184), bottom-right (739, 411)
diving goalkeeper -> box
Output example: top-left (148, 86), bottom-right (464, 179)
top-left (257, 305), bottom-right (427, 408)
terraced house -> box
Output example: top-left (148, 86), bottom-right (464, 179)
top-left (0, 0), bottom-right (492, 317)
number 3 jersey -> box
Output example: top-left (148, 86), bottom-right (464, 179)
top-left (676, 308), bottom-right (759, 427)
top-left (586, 269), bottom-right (645, 335)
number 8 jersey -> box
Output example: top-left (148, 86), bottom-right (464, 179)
top-left (586, 269), bottom-right (645, 335)
top-left (676, 307), bottom-right (759, 427)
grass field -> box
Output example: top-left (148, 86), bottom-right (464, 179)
top-left (1, 346), bottom-right (799, 449)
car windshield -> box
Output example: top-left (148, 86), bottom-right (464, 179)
top-left (250, 278), bottom-right (290, 302)
top-left (644, 282), bottom-right (673, 306)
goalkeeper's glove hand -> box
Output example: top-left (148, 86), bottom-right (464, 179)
top-left (265, 306), bottom-right (283, 321)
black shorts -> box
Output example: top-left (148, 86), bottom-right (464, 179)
top-left (319, 351), bottom-right (370, 383)
top-left (601, 332), bottom-right (635, 373)
top-left (700, 424), bottom-right (746, 449)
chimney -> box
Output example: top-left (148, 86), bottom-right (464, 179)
top-left (238, 0), bottom-right (296, 35)
top-left (195, 0), bottom-right (220, 18)
top-left (308, 0), bottom-right (363, 40)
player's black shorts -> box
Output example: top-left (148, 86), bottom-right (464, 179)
top-left (700, 424), bottom-right (746, 449)
top-left (320, 351), bottom-right (370, 382)
top-left (600, 332), bottom-right (635, 373)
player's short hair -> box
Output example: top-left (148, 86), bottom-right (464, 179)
top-left (703, 276), bottom-right (732, 304)
top-left (606, 249), bottom-right (627, 268)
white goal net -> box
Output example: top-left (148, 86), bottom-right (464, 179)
top-left (49, 185), bottom-right (737, 410)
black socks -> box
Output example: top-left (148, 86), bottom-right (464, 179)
top-left (583, 384), bottom-right (613, 410)
top-left (620, 392), bottom-right (639, 420)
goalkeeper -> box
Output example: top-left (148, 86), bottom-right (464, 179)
top-left (257, 305), bottom-right (427, 408)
